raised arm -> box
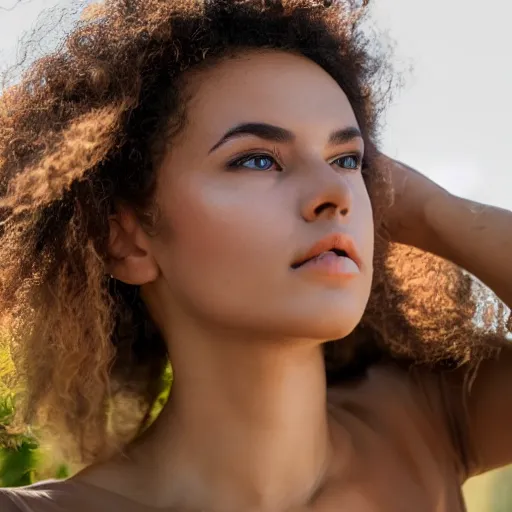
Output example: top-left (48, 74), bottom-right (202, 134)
top-left (384, 155), bottom-right (512, 308)
top-left (381, 154), bottom-right (512, 475)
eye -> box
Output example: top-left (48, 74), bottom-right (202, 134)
top-left (331, 154), bottom-right (362, 171)
top-left (228, 154), bottom-right (282, 172)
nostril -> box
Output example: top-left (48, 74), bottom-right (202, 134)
top-left (314, 202), bottom-right (337, 216)
top-left (312, 202), bottom-right (349, 217)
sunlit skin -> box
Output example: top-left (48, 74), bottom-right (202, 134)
top-left (94, 50), bottom-right (374, 510)
top-left (120, 52), bottom-right (374, 342)
top-left (73, 49), bottom-right (512, 512)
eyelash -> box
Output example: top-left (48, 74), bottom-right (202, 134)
top-left (227, 147), bottom-right (283, 172)
top-left (227, 151), bottom-right (363, 172)
top-left (330, 153), bottom-right (363, 171)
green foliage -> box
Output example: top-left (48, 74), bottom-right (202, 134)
top-left (0, 362), bottom-right (173, 488)
top-left (0, 440), bottom-right (38, 487)
top-left (148, 363), bottom-right (173, 426)
top-left (0, 394), bottom-right (41, 487)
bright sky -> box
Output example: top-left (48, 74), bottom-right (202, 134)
top-left (0, 0), bottom-right (510, 210)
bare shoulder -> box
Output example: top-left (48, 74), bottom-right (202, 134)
top-left (0, 487), bottom-right (24, 512)
top-left (0, 480), bottom-right (79, 512)
top-left (327, 361), bottom-right (453, 440)
top-left (326, 361), bottom-right (465, 478)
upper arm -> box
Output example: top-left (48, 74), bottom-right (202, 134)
top-left (453, 346), bottom-right (512, 476)
top-left (426, 343), bottom-right (512, 478)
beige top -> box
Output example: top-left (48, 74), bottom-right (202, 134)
top-left (0, 364), bottom-right (470, 511)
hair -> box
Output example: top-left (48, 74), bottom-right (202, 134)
top-left (0, 0), bottom-right (508, 466)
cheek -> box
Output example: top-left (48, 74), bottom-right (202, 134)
top-left (155, 173), bottom-right (292, 322)
top-left (165, 180), bottom-right (277, 266)
top-left (153, 169), bottom-right (376, 339)
top-left (353, 180), bottom-right (375, 267)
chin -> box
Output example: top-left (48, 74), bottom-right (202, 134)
top-left (303, 321), bottom-right (360, 344)
top-left (275, 304), bottom-right (365, 344)
top-left (267, 276), bottom-right (372, 343)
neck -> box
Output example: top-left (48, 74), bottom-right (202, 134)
top-left (131, 328), bottom-right (333, 511)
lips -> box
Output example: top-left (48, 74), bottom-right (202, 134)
top-left (291, 233), bottom-right (361, 270)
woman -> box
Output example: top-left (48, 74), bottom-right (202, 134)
top-left (0, 0), bottom-right (510, 510)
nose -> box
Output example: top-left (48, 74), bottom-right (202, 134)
top-left (300, 166), bottom-right (353, 223)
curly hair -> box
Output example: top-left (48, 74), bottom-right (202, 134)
top-left (0, 0), bottom-right (506, 466)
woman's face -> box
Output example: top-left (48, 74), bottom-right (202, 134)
top-left (148, 50), bottom-right (374, 342)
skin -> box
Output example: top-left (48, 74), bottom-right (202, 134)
top-left (74, 49), bottom-right (512, 510)
top-left (100, 50), bottom-right (373, 510)
top-left (382, 155), bottom-right (512, 472)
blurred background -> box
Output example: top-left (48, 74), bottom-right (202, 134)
top-left (0, 0), bottom-right (511, 509)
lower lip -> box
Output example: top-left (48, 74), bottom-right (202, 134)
top-left (293, 252), bottom-right (360, 278)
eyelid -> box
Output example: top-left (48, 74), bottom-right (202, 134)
top-left (226, 146), bottom-right (283, 169)
top-left (225, 147), bottom-right (363, 171)
top-left (328, 150), bottom-right (363, 164)
top-left (328, 151), bottom-right (363, 169)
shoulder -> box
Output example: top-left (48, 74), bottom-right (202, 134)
top-left (0, 488), bottom-right (23, 512)
top-left (0, 476), bottom-right (148, 511)
top-left (327, 361), bottom-right (467, 478)
top-left (0, 479), bottom-right (77, 511)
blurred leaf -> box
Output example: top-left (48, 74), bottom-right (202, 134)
top-left (0, 441), bottom-right (38, 487)
top-left (54, 463), bottom-right (69, 480)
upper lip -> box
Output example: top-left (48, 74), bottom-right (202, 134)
top-left (291, 233), bottom-right (362, 269)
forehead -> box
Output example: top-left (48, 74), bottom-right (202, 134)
top-left (181, 50), bottom-right (359, 139)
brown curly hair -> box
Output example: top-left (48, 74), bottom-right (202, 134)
top-left (0, 0), bottom-right (506, 466)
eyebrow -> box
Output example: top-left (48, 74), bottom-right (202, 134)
top-left (208, 122), bottom-right (362, 154)
top-left (328, 126), bottom-right (363, 146)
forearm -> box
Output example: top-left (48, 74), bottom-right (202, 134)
top-left (420, 190), bottom-right (512, 308)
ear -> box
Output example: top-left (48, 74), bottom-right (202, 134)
top-left (105, 207), bottom-right (159, 285)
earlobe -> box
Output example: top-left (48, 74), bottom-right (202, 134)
top-left (107, 257), bottom-right (159, 286)
top-left (105, 210), bottom-right (160, 285)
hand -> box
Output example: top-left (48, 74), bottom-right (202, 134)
top-left (374, 153), bottom-right (449, 250)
